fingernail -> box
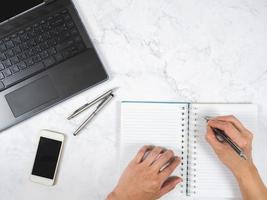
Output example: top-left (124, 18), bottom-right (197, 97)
top-left (176, 178), bottom-right (183, 183)
top-left (175, 156), bottom-right (181, 161)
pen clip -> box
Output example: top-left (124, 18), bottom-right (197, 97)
top-left (71, 103), bottom-right (90, 115)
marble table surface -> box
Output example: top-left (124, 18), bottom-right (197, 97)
top-left (1, 0), bottom-right (267, 199)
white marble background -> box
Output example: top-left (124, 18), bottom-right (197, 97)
top-left (0, 0), bottom-right (267, 199)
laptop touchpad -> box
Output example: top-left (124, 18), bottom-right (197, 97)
top-left (5, 76), bottom-right (59, 118)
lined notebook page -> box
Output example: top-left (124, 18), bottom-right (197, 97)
top-left (120, 101), bottom-right (188, 197)
top-left (189, 103), bottom-right (257, 198)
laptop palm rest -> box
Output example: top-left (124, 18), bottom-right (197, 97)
top-left (5, 76), bottom-right (59, 118)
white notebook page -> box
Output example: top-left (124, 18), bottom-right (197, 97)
top-left (120, 101), bottom-right (189, 197)
top-left (189, 103), bottom-right (257, 198)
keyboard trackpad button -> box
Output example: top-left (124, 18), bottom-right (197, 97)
top-left (5, 76), bottom-right (59, 117)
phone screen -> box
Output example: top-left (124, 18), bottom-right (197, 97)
top-left (32, 137), bottom-right (62, 179)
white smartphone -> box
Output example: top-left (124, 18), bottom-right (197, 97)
top-left (30, 130), bottom-right (64, 186)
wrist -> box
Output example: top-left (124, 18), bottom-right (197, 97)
top-left (233, 162), bottom-right (257, 180)
top-left (106, 188), bottom-right (129, 200)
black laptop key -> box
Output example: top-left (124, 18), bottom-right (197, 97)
top-left (17, 53), bottom-right (27, 61)
top-left (47, 47), bottom-right (57, 55)
top-left (17, 62), bottom-right (27, 70)
top-left (20, 43), bottom-right (29, 51)
top-left (13, 46), bottom-right (22, 54)
top-left (10, 65), bottom-right (20, 74)
top-left (25, 49), bottom-right (34, 57)
top-left (6, 41), bottom-right (14, 49)
top-left (43, 57), bottom-right (55, 67)
top-left (0, 63), bottom-right (4, 70)
top-left (2, 60), bottom-right (12, 68)
top-left (0, 44), bottom-right (6, 53)
top-left (10, 56), bottom-right (20, 64)
top-left (74, 36), bottom-right (82, 43)
top-left (12, 37), bottom-right (21, 45)
top-left (36, 35), bottom-right (44, 43)
top-left (3, 68), bottom-right (12, 77)
top-left (56, 40), bottom-right (74, 51)
top-left (20, 33), bottom-right (29, 42)
top-left (25, 58), bottom-right (34, 66)
top-left (0, 81), bottom-right (4, 91)
top-left (47, 39), bottom-right (57, 47)
top-left (40, 50), bottom-right (49, 59)
top-left (52, 18), bottom-right (64, 27)
top-left (0, 72), bottom-right (4, 80)
top-left (42, 32), bottom-right (51, 41)
top-left (28, 39), bottom-right (37, 47)
top-left (66, 21), bottom-right (74, 29)
top-left (0, 53), bottom-right (6, 61)
top-left (40, 42), bottom-right (49, 50)
top-left (5, 49), bottom-right (14, 58)
top-left (63, 14), bottom-right (71, 21)
top-left (70, 28), bottom-right (78, 35)
top-left (2, 62), bottom-right (44, 88)
top-left (32, 55), bottom-right (42, 63)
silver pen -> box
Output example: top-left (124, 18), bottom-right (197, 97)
top-left (68, 87), bottom-right (117, 120)
top-left (73, 94), bottom-right (114, 136)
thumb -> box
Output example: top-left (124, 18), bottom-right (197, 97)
top-left (157, 176), bottom-right (182, 198)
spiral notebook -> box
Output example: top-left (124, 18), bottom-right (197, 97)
top-left (120, 101), bottom-right (257, 198)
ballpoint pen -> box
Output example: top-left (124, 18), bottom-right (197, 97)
top-left (204, 116), bottom-right (247, 160)
top-left (73, 94), bottom-right (114, 136)
top-left (67, 87), bottom-right (118, 120)
top-left (68, 87), bottom-right (118, 136)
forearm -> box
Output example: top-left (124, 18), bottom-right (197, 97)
top-left (234, 163), bottom-right (267, 200)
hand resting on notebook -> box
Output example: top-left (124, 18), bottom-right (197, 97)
top-left (206, 115), bottom-right (267, 200)
top-left (106, 146), bottom-right (182, 200)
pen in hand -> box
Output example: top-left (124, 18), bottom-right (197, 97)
top-left (204, 116), bottom-right (247, 160)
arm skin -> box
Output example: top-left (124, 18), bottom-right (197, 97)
top-left (206, 115), bottom-right (267, 200)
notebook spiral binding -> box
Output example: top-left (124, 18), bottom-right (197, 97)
top-left (180, 106), bottom-right (187, 194)
top-left (187, 105), bottom-right (198, 196)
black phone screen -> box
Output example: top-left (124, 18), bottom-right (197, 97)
top-left (32, 137), bottom-right (62, 179)
top-left (0, 0), bottom-right (44, 23)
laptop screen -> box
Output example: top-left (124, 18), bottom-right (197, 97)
top-left (0, 0), bottom-right (44, 23)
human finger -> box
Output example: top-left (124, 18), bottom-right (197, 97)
top-left (213, 115), bottom-right (247, 132)
top-left (158, 156), bottom-right (180, 179)
top-left (134, 145), bottom-right (154, 163)
top-left (157, 176), bottom-right (182, 198)
top-left (205, 125), bottom-right (225, 150)
top-left (143, 146), bottom-right (165, 165)
top-left (208, 120), bottom-right (247, 147)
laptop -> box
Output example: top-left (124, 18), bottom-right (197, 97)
top-left (0, 0), bottom-right (108, 131)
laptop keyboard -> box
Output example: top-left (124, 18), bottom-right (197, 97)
top-left (0, 9), bottom-right (86, 92)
